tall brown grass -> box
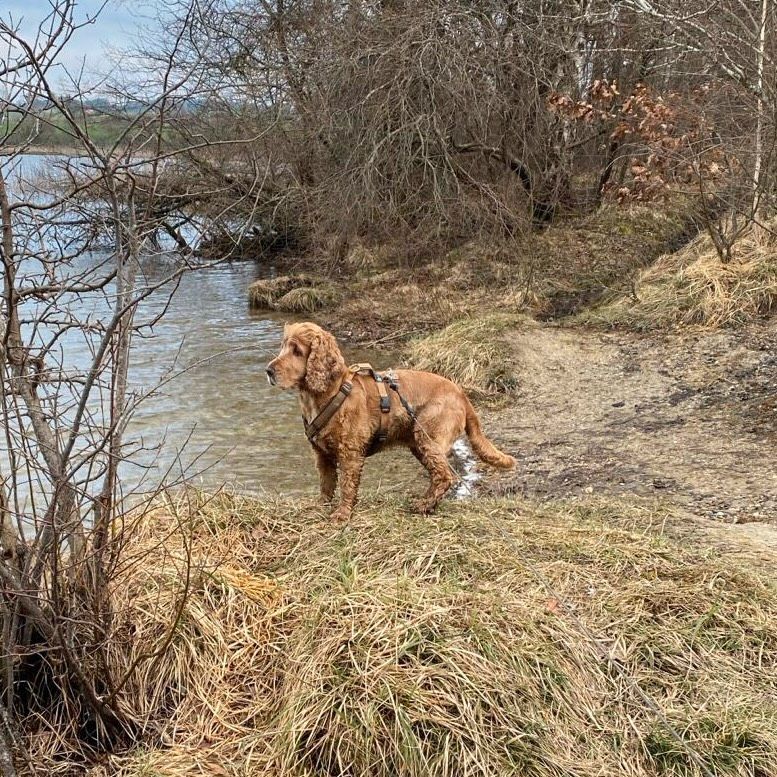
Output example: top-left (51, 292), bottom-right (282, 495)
top-left (22, 491), bottom-right (777, 776)
top-left (581, 217), bottom-right (777, 329)
top-left (404, 314), bottom-right (529, 400)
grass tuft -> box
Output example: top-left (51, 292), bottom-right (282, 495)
top-left (580, 217), bottom-right (777, 329)
top-left (276, 285), bottom-right (337, 313)
top-left (404, 314), bottom-right (529, 400)
top-left (247, 274), bottom-right (302, 308)
top-left (248, 274), bottom-right (338, 312)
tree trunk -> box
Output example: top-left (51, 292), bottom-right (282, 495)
top-left (753, 0), bottom-right (768, 217)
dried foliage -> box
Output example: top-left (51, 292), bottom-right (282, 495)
top-left (549, 82), bottom-right (729, 203)
top-left (26, 490), bottom-right (777, 777)
top-left (248, 275), bottom-right (338, 312)
top-left (404, 315), bottom-right (528, 400)
top-left (145, 0), bottom-right (777, 262)
top-left (581, 215), bottom-right (777, 329)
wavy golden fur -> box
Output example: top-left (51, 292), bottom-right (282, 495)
top-left (267, 322), bottom-right (515, 522)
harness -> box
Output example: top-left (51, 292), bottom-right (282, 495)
top-left (303, 363), bottom-right (415, 457)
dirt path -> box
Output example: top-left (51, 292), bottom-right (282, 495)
top-left (485, 320), bottom-right (777, 543)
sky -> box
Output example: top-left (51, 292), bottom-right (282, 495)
top-left (2, 0), bottom-right (148, 83)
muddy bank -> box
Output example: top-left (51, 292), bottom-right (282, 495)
top-left (244, 204), bottom-right (775, 534)
top-left (249, 200), bottom-right (700, 345)
top-left (482, 321), bottom-right (777, 527)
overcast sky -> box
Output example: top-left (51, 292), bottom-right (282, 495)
top-left (2, 1), bottom-right (148, 83)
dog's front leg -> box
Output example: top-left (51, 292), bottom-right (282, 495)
top-left (315, 449), bottom-right (338, 504)
top-left (329, 454), bottom-right (365, 523)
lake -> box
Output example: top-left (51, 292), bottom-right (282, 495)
top-left (1, 153), bottom-right (440, 510)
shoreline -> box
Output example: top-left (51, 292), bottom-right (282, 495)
top-left (1, 144), bottom-right (157, 158)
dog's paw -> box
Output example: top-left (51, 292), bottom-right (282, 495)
top-left (329, 507), bottom-right (352, 524)
top-left (412, 498), bottom-right (436, 515)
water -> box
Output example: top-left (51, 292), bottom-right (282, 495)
top-left (117, 259), bottom-right (428, 497)
top-left (2, 153), bottom-right (475, 510)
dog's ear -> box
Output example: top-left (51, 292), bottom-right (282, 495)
top-left (305, 329), bottom-right (345, 393)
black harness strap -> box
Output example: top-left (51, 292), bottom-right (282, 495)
top-left (386, 373), bottom-right (416, 421)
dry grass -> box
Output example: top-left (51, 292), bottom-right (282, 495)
top-left (309, 249), bottom-right (544, 350)
top-left (279, 200), bottom-right (697, 343)
top-left (324, 256), bottom-right (537, 343)
top-left (248, 275), bottom-right (338, 312)
top-left (519, 200), bottom-right (695, 317)
top-left (22, 491), bottom-right (777, 776)
top-left (404, 314), bottom-right (530, 401)
top-left (580, 218), bottom-right (777, 330)
top-left (276, 286), bottom-right (337, 313)
top-left (247, 274), bottom-right (303, 307)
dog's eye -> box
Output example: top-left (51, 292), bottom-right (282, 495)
top-left (291, 343), bottom-right (302, 356)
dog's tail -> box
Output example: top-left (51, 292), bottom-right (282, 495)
top-left (464, 396), bottom-right (516, 469)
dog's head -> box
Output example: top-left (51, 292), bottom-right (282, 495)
top-left (266, 322), bottom-right (346, 394)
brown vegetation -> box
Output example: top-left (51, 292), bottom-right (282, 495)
top-left (23, 491), bottom-right (777, 776)
top-left (247, 199), bottom-right (698, 343)
top-left (581, 216), bottom-right (777, 329)
top-left (403, 315), bottom-right (528, 402)
top-left (248, 275), bottom-right (339, 312)
top-left (6, 1), bottom-right (777, 773)
top-left (141, 0), bottom-right (777, 272)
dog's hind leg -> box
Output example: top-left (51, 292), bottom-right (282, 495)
top-left (411, 425), bottom-right (457, 514)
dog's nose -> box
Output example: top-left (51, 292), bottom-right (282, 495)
top-left (266, 365), bottom-right (276, 385)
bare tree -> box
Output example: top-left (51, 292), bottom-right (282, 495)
top-left (624, 0), bottom-right (777, 222)
top-left (166, 0), bottom-right (776, 256)
top-left (0, 2), bottom-right (271, 770)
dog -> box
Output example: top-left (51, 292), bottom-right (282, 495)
top-left (266, 322), bottom-right (515, 522)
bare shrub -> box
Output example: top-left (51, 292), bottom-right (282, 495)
top-left (0, 3), bottom-right (271, 769)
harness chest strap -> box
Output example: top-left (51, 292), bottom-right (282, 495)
top-left (303, 363), bottom-right (396, 451)
top-left (303, 366), bottom-right (359, 443)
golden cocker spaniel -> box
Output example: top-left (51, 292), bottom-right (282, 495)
top-left (267, 322), bottom-right (515, 522)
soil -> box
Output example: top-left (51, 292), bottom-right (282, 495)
top-left (483, 319), bottom-right (777, 539)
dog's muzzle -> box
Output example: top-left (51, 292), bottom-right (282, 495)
top-left (266, 365), bottom-right (277, 386)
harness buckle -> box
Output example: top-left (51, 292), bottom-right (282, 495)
top-left (379, 395), bottom-right (391, 413)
